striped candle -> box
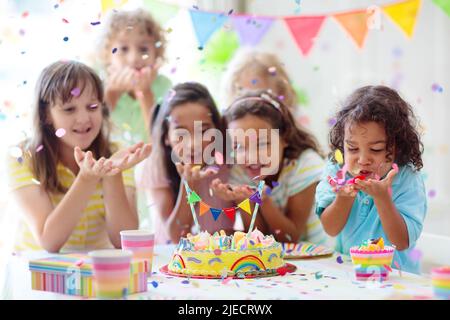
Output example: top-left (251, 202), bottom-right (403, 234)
top-left (120, 230), bottom-right (154, 274)
top-left (88, 249), bottom-right (132, 299)
top-left (431, 266), bottom-right (450, 300)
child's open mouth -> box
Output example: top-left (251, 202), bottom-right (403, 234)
top-left (73, 127), bottom-right (91, 135)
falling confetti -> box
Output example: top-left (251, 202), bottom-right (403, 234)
top-left (334, 149), bottom-right (344, 165)
top-left (150, 281), bottom-right (159, 288)
top-left (62, 18), bottom-right (69, 23)
top-left (70, 87), bottom-right (81, 97)
top-left (314, 271), bottom-right (323, 279)
top-left (272, 181), bottom-right (280, 188)
top-left (112, 47), bottom-right (118, 54)
top-left (428, 189), bottom-right (436, 198)
top-left (90, 21), bottom-right (101, 26)
top-left (181, 280), bottom-right (190, 285)
top-left (63, 36), bottom-right (69, 42)
top-left (55, 128), bottom-right (66, 138)
top-left (336, 256), bottom-right (344, 264)
top-left (228, 9), bottom-right (234, 15)
top-left (408, 248), bottom-right (422, 262)
top-left (431, 83), bottom-right (443, 93)
top-left (268, 66), bottom-right (277, 75)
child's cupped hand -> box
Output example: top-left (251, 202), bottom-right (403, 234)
top-left (210, 179), bottom-right (254, 202)
top-left (354, 167), bottom-right (398, 199)
top-left (74, 147), bottom-right (120, 180)
top-left (106, 66), bottom-right (136, 94)
top-left (109, 142), bottom-right (152, 171)
top-left (175, 163), bottom-right (218, 183)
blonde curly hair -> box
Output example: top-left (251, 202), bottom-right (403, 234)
top-left (97, 8), bottom-right (166, 67)
top-left (221, 48), bottom-right (297, 110)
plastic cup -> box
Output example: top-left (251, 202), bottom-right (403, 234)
top-left (88, 249), bottom-right (132, 299)
top-left (120, 230), bottom-right (155, 274)
top-left (431, 266), bottom-right (450, 299)
top-left (350, 246), bottom-right (395, 281)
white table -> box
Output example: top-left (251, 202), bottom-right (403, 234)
top-left (1, 245), bottom-right (435, 300)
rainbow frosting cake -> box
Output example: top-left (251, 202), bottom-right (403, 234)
top-left (431, 266), bottom-right (450, 299)
top-left (350, 237), bottom-right (395, 281)
top-left (168, 229), bottom-right (284, 277)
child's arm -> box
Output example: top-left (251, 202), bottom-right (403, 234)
top-left (319, 184), bottom-right (357, 236)
top-left (355, 169), bottom-right (409, 250)
top-left (258, 183), bottom-right (318, 242)
top-left (11, 150), bottom-right (118, 253)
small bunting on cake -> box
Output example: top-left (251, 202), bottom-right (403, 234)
top-left (199, 201), bottom-right (210, 216)
top-left (210, 208), bottom-right (222, 221)
top-left (237, 198), bottom-right (252, 215)
top-left (188, 190), bottom-right (202, 204)
top-left (249, 191), bottom-right (262, 205)
top-left (223, 207), bottom-right (236, 222)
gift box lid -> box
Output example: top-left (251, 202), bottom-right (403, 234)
top-left (29, 253), bottom-right (149, 277)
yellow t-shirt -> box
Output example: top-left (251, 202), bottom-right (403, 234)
top-left (7, 151), bottom-right (135, 252)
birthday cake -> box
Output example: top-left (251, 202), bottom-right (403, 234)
top-left (168, 229), bottom-right (284, 277)
top-left (350, 238), bottom-right (395, 281)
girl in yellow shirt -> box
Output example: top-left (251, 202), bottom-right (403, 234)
top-left (7, 60), bottom-right (151, 253)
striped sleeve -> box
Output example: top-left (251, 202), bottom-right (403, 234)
top-left (6, 155), bottom-right (38, 191)
top-left (122, 167), bottom-right (135, 188)
top-left (286, 149), bottom-right (325, 197)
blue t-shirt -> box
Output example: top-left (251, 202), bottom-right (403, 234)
top-left (315, 160), bottom-right (427, 274)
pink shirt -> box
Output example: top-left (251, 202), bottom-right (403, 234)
top-left (139, 155), bottom-right (234, 244)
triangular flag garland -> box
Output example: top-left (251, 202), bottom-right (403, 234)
top-left (142, 0), bottom-right (180, 25)
top-left (433, 0), bottom-right (450, 18)
top-left (333, 10), bottom-right (370, 49)
top-left (199, 201), bottom-right (210, 216)
top-left (383, 0), bottom-right (421, 38)
top-left (249, 191), bottom-right (262, 205)
top-left (189, 9), bottom-right (228, 49)
top-left (188, 190), bottom-right (201, 204)
top-left (231, 15), bottom-right (275, 46)
top-left (210, 208), bottom-right (222, 221)
top-left (237, 198), bottom-right (252, 215)
top-left (223, 207), bottom-right (236, 222)
top-left (141, 0), bottom-right (426, 56)
top-left (284, 16), bottom-right (326, 56)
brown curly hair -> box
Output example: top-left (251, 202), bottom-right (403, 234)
top-left (97, 8), bottom-right (166, 67)
top-left (329, 85), bottom-right (423, 170)
top-left (224, 89), bottom-right (323, 161)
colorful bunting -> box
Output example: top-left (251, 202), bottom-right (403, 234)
top-left (237, 198), bottom-right (252, 215)
top-left (188, 190), bottom-right (201, 204)
top-left (432, 0), bottom-right (450, 18)
top-left (383, 0), bottom-right (421, 38)
top-left (189, 10), bottom-right (228, 48)
top-left (199, 201), bottom-right (210, 216)
top-left (333, 10), bottom-right (370, 49)
top-left (284, 16), bottom-right (326, 56)
top-left (223, 208), bottom-right (236, 222)
top-left (249, 191), bottom-right (262, 205)
top-left (100, 0), bottom-right (129, 15)
top-left (143, 0), bottom-right (180, 25)
top-left (210, 208), bottom-right (222, 221)
top-left (231, 15), bottom-right (274, 46)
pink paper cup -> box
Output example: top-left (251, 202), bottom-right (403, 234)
top-left (88, 249), bottom-right (132, 299)
top-left (120, 230), bottom-right (155, 273)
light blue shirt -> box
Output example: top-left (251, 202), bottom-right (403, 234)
top-left (315, 160), bottom-right (427, 274)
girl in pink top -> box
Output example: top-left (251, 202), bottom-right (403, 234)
top-left (140, 82), bottom-right (234, 244)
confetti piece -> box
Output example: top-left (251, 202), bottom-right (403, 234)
top-left (22, 11), bottom-right (29, 18)
top-left (314, 271), bottom-right (323, 280)
top-left (222, 276), bottom-right (233, 285)
top-left (336, 256), bottom-right (344, 264)
top-left (272, 181), bottom-right (280, 188)
top-left (384, 264), bottom-right (392, 272)
top-left (213, 249), bottom-right (221, 256)
top-left (150, 281), bottom-right (158, 288)
top-left (276, 266), bottom-right (288, 276)
top-left (31, 178), bottom-right (40, 185)
top-left (122, 287), bottom-right (128, 297)
top-left (155, 41), bottom-right (162, 48)
top-left (285, 234), bottom-right (292, 241)
top-left (393, 284), bottom-right (405, 290)
top-left (228, 9), bottom-right (234, 15)
top-left (428, 189), bottom-right (436, 198)
top-left (278, 95), bottom-right (284, 101)
top-left (265, 187), bottom-right (272, 196)
top-left (74, 259), bottom-right (84, 267)
top-left (209, 188), bottom-right (214, 197)
top-left (408, 248), bottom-right (422, 262)
top-left (334, 149), bottom-right (344, 165)
top-left (63, 36), bottom-right (69, 42)
top-left (394, 261), bottom-right (402, 277)
top-left (274, 229), bottom-right (281, 234)
top-left (55, 128), bottom-right (66, 138)
top-left (327, 118), bottom-right (337, 127)
top-left (70, 87), bottom-right (81, 97)
top-left (112, 47), bottom-right (117, 54)
top-left (251, 79), bottom-right (258, 85)
top-left (62, 18), bottom-right (69, 23)
top-left (268, 66), bottom-right (277, 75)
top-left (181, 280), bottom-right (190, 285)
top-left (90, 21), bottom-right (101, 26)
top-left (392, 163), bottom-right (399, 173)
top-left (431, 83), bottom-right (443, 93)
top-left (36, 145), bottom-right (44, 152)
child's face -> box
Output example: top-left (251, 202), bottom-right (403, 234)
top-left (235, 70), bottom-right (273, 97)
top-left (48, 83), bottom-right (103, 152)
top-left (109, 28), bottom-right (156, 71)
top-left (228, 114), bottom-right (286, 178)
top-left (343, 121), bottom-right (394, 178)
top-left (166, 103), bottom-right (216, 165)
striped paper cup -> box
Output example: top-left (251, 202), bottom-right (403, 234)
top-left (120, 230), bottom-right (154, 273)
top-left (350, 246), bottom-right (395, 281)
top-left (88, 249), bottom-right (132, 299)
top-left (431, 266), bottom-right (450, 299)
